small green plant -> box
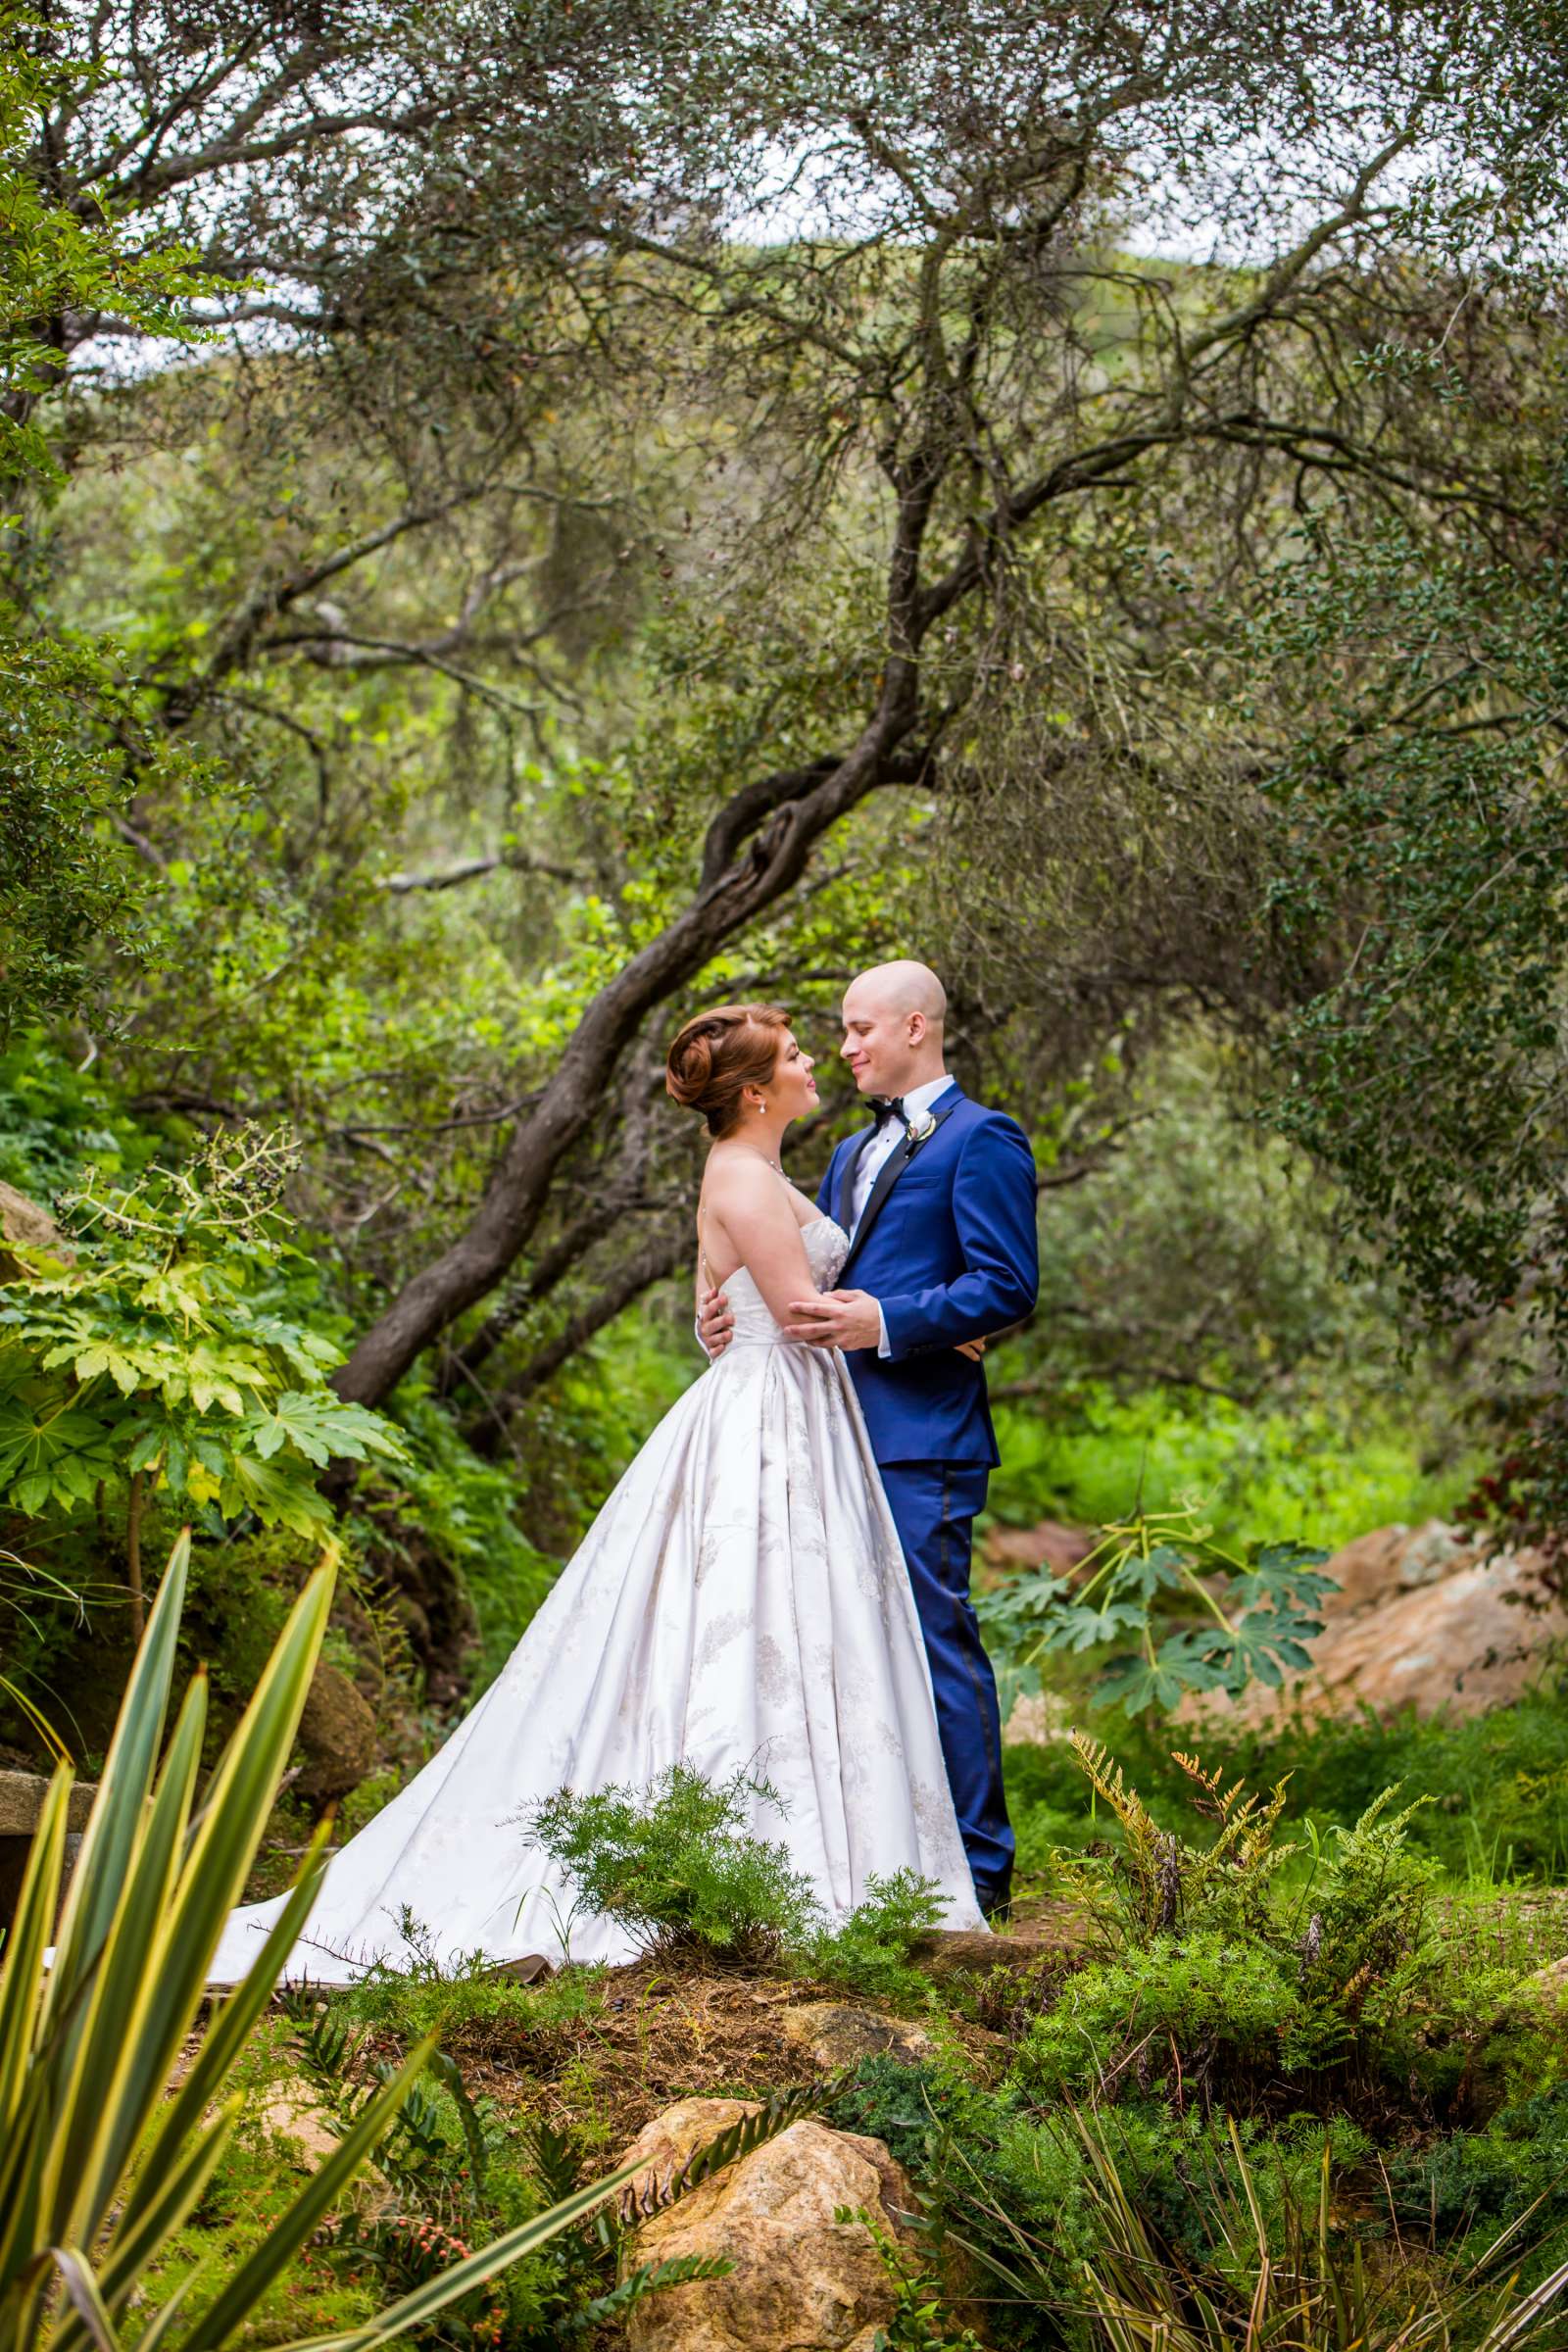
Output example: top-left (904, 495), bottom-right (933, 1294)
top-left (981, 1494), bottom-right (1333, 1714)
top-left (834, 2205), bottom-right (983, 2352)
top-left (522, 1762), bottom-right (820, 1964)
top-left (801, 1870), bottom-right (950, 2005)
top-left (282, 1993), bottom-right (764, 2346)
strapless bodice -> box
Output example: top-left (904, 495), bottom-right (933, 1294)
top-left (721, 1215), bottom-right (850, 1344)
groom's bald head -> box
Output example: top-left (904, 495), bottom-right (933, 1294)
top-left (840, 960), bottom-right (949, 1095)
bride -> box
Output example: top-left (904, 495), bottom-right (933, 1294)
top-left (210, 1002), bottom-right (983, 1983)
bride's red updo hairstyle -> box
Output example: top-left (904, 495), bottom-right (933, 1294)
top-left (665, 1003), bottom-right (790, 1138)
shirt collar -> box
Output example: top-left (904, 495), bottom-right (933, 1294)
top-left (899, 1074), bottom-right (956, 1122)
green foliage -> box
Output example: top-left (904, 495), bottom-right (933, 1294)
top-left (387, 1396), bottom-right (561, 1687)
top-left (523, 1762), bottom-right (820, 1963)
top-left (280, 1989), bottom-right (737, 2348)
top-left (1012, 1740), bottom-right (1440, 2100)
top-left (802, 1870), bottom-right (951, 2007)
top-left (987, 1386), bottom-right (1475, 1562)
top-left (983, 1496), bottom-right (1333, 1716)
top-left (833, 2205), bottom-right (982, 2352)
top-left (1062, 2103), bottom-right (1568, 2352)
top-left (0, 1130), bottom-right (405, 1539)
top-left (0, 30), bottom-right (221, 1035)
top-left (1393, 2085), bottom-right (1568, 2283)
top-left (1252, 519), bottom-right (1568, 1331)
top-left (1136, 1684), bottom-right (1568, 1884)
top-left (334, 1923), bottom-right (610, 2056)
top-left (0, 1035), bottom-right (157, 1201)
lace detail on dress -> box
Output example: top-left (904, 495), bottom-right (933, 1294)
top-left (720, 1214), bottom-right (849, 1345)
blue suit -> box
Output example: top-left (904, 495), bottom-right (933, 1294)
top-left (817, 1084), bottom-right (1038, 1900)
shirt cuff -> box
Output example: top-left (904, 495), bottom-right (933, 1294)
top-left (694, 1314), bottom-right (711, 1362)
top-left (876, 1301), bottom-right (892, 1359)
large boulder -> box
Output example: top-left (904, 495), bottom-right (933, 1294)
top-left (1179, 1521), bottom-right (1564, 1730)
top-left (616, 2096), bottom-right (916, 2352)
top-left (295, 1659), bottom-right (379, 1802)
top-left (0, 1181), bottom-right (68, 1280)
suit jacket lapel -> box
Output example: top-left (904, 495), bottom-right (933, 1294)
top-left (838, 1128), bottom-right (875, 1234)
top-left (841, 1087), bottom-right (962, 1280)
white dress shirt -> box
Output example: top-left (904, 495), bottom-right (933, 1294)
top-left (847, 1075), bottom-right (956, 1358)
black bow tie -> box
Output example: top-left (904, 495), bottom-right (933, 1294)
top-left (871, 1096), bottom-right (906, 1130)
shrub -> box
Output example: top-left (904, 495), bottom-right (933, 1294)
top-left (1391, 2084), bottom-right (1568, 2287)
top-left (800, 1869), bottom-right (951, 2005)
top-left (1013, 1929), bottom-right (1298, 2099)
top-left (521, 1762), bottom-right (819, 1963)
top-left (1016, 1738), bottom-right (1443, 2102)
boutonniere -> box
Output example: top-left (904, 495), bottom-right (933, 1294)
top-left (906, 1108), bottom-right (938, 1148)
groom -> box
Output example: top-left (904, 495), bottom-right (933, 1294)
top-left (701, 960), bottom-right (1039, 1918)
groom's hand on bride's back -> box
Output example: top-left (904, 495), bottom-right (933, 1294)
top-left (698, 1285), bottom-right (734, 1359)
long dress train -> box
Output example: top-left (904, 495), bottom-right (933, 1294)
top-left (209, 1216), bottom-right (983, 1983)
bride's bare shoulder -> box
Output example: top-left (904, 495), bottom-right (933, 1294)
top-left (703, 1145), bottom-right (781, 1205)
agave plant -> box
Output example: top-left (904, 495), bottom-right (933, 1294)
top-left (0, 1531), bottom-right (786, 2352)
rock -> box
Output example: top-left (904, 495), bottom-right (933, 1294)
top-left (909, 1920), bottom-right (1079, 1978)
top-left (0, 1770), bottom-right (96, 1836)
top-left (1178, 1540), bottom-right (1563, 1731)
top-left (1500, 1954), bottom-right (1568, 2031)
top-left (0, 1771), bottom-right (97, 1936)
top-left (485, 1951), bottom-right (554, 1984)
top-left (1004, 1686), bottom-right (1071, 1744)
top-left (617, 2096), bottom-right (916, 2352)
top-left (295, 1660), bottom-right (379, 1802)
top-left (779, 2000), bottom-right (935, 2072)
top-left (1316, 1519), bottom-right (1474, 1618)
top-left (983, 1520), bottom-right (1095, 1580)
top-left (259, 2076), bottom-right (342, 2164)
top-left (0, 1181), bottom-right (69, 1280)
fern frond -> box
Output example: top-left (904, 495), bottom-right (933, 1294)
top-left (568, 2253), bottom-right (734, 2330)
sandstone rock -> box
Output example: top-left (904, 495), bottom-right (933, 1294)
top-left (0, 1772), bottom-right (97, 1936)
top-left (909, 1919), bottom-right (1080, 1978)
top-left (780, 2000), bottom-right (935, 2072)
top-left (485, 1951), bottom-right (554, 1984)
top-left (1179, 1544), bottom-right (1561, 1731)
top-left (0, 1181), bottom-right (69, 1280)
top-left (295, 1660), bottom-right (379, 1801)
top-left (1316, 1520), bottom-right (1474, 1618)
top-left (1004, 1686), bottom-right (1071, 1745)
top-left (0, 1770), bottom-right (96, 1836)
top-left (1499, 1953), bottom-right (1568, 2030)
top-left (259, 2077), bottom-right (341, 2164)
top-left (983, 1520), bottom-right (1095, 1580)
top-left (618, 2096), bottom-right (916, 2352)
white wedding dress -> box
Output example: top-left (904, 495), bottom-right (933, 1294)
top-left (210, 1215), bottom-right (983, 1983)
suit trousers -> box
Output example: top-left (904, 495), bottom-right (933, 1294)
top-left (876, 1460), bottom-right (1013, 1899)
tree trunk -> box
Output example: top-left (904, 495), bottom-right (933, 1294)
top-left (465, 1227), bottom-right (688, 1455)
top-left (333, 717), bottom-right (928, 1408)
